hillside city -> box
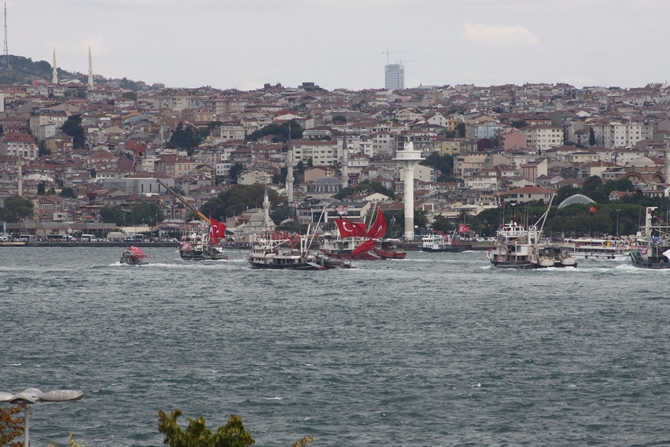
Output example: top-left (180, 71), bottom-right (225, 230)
top-left (1, 57), bottom-right (670, 241)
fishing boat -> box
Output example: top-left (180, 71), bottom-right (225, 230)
top-left (487, 195), bottom-right (577, 269)
top-left (120, 246), bottom-right (147, 265)
top-left (629, 207), bottom-right (670, 269)
top-left (179, 227), bottom-right (228, 261)
top-left (321, 208), bottom-right (406, 260)
top-left (157, 180), bottom-right (228, 261)
top-left (246, 232), bottom-right (353, 270)
top-left (421, 232), bottom-right (467, 253)
top-left (565, 237), bottom-right (639, 261)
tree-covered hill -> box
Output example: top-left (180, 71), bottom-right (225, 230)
top-left (0, 54), bottom-right (88, 85)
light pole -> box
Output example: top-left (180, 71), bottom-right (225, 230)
top-left (0, 388), bottom-right (83, 447)
top-left (616, 208), bottom-right (621, 237)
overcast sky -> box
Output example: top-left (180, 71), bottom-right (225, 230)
top-left (8, 0), bottom-right (670, 91)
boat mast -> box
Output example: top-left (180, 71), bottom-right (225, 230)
top-left (156, 179), bottom-right (210, 224)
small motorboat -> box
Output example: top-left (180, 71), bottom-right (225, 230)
top-left (120, 246), bottom-right (148, 265)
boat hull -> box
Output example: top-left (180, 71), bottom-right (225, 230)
top-left (629, 249), bottom-right (670, 269)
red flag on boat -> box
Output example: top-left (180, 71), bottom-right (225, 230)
top-left (458, 224), bottom-right (470, 234)
top-left (209, 218), bottom-right (226, 245)
top-left (351, 238), bottom-right (376, 255)
top-left (334, 219), bottom-right (368, 238)
top-left (367, 209), bottom-right (387, 239)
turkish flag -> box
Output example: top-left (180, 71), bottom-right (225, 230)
top-left (209, 218), bottom-right (226, 245)
top-left (366, 209), bottom-right (387, 239)
top-left (352, 238), bottom-right (376, 255)
top-left (334, 219), bottom-right (367, 238)
top-left (589, 206), bottom-right (598, 214)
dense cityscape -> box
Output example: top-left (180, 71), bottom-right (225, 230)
top-left (1, 53), bottom-right (669, 242)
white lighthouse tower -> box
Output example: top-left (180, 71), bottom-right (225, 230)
top-left (393, 141), bottom-right (423, 240)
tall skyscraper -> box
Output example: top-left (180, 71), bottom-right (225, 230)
top-left (385, 63), bottom-right (404, 90)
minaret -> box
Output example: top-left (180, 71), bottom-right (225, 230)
top-left (87, 46), bottom-right (94, 88)
top-left (263, 186), bottom-right (271, 228)
top-left (393, 140), bottom-right (424, 240)
top-left (341, 132), bottom-right (348, 190)
top-left (52, 48), bottom-right (58, 84)
top-left (17, 153), bottom-right (22, 197)
top-left (286, 124), bottom-right (294, 210)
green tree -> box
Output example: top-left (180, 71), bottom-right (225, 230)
top-left (37, 182), bottom-right (46, 195)
top-left (170, 122), bottom-right (202, 156)
top-left (270, 205), bottom-right (292, 225)
top-left (588, 127), bottom-right (596, 146)
top-left (200, 184), bottom-right (280, 220)
top-left (229, 163), bottom-right (244, 183)
top-left (158, 410), bottom-right (255, 447)
top-left (0, 404), bottom-right (24, 447)
top-left (430, 215), bottom-right (454, 233)
top-left (100, 205), bottom-right (126, 226)
top-left (332, 115), bottom-right (346, 124)
top-left (423, 152), bottom-right (454, 177)
top-left (61, 115), bottom-right (85, 149)
top-left (130, 202), bottom-right (165, 225)
top-left (0, 195), bottom-right (34, 222)
top-left (246, 121), bottom-right (304, 143)
top-left (456, 122), bottom-right (466, 138)
top-left (39, 140), bottom-right (51, 156)
top-left (511, 120), bottom-right (528, 129)
top-left (59, 187), bottom-right (77, 198)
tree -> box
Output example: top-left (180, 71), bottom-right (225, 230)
top-left (332, 115), bottom-right (346, 124)
top-left (59, 187), bottom-right (77, 198)
top-left (0, 195), bottom-right (34, 222)
top-left (423, 152), bottom-right (453, 178)
top-left (130, 202), bottom-right (165, 225)
top-left (158, 410), bottom-right (254, 447)
top-left (170, 122), bottom-right (202, 156)
top-left (200, 184), bottom-right (280, 220)
top-left (61, 115), bottom-right (86, 149)
top-left (246, 121), bottom-right (303, 143)
top-left (511, 119), bottom-right (529, 129)
top-left (456, 122), bottom-right (466, 138)
top-left (270, 205), bottom-right (292, 225)
top-left (100, 205), bottom-right (126, 226)
top-left (0, 404), bottom-right (24, 447)
top-left (37, 182), bottom-right (46, 195)
top-left (430, 215), bottom-right (454, 233)
top-left (228, 163), bottom-right (244, 183)
top-left (39, 140), bottom-right (51, 156)
top-left (588, 127), bottom-right (596, 146)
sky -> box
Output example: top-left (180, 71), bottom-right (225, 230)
top-left (8, 0), bottom-right (670, 91)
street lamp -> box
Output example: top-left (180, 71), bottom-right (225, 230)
top-left (0, 388), bottom-right (83, 447)
top-left (616, 208), bottom-right (621, 237)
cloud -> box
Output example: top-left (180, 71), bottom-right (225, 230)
top-left (462, 22), bottom-right (539, 48)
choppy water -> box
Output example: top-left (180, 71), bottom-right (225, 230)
top-left (1, 247), bottom-right (669, 446)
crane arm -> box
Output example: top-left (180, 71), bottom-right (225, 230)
top-left (157, 179), bottom-right (210, 224)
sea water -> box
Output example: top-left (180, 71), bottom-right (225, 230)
top-left (1, 247), bottom-right (669, 446)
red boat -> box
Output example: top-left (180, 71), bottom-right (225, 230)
top-left (373, 240), bottom-right (407, 259)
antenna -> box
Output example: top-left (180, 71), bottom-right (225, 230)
top-left (3, 2), bottom-right (9, 69)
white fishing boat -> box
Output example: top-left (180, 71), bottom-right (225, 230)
top-left (629, 207), bottom-right (670, 269)
top-left (487, 195), bottom-right (577, 269)
top-left (246, 232), bottom-right (353, 270)
top-left (565, 237), bottom-right (639, 261)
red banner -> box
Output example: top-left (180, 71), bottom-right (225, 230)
top-left (209, 218), bottom-right (226, 245)
top-left (589, 206), bottom-right (598, 214)
top-left (352, 239), bottom-right (376, 255)
top-left (458, 224), bottom-right (470, 234)
top-left (366, 209), bottom-right (387, 239)
top-left (334, 219), bottom-right (367, 238)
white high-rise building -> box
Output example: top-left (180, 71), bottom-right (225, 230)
top-left (385, 63), bottom-right (404, 90)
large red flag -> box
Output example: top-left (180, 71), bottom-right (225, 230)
top-left (367, 209), bottom-right (387, 239)
top-left (351, 238), bottom-right (376, 255)
top-left (209, 218), bottom-right (226, 245)
top-left (334, 219), bottom-right (367, 238)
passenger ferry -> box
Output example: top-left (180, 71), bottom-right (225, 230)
top-left (566, 238), bottom-right (639, 261)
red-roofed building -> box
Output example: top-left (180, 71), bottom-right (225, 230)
top-left (503, 185), bottom-right (554, 203)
